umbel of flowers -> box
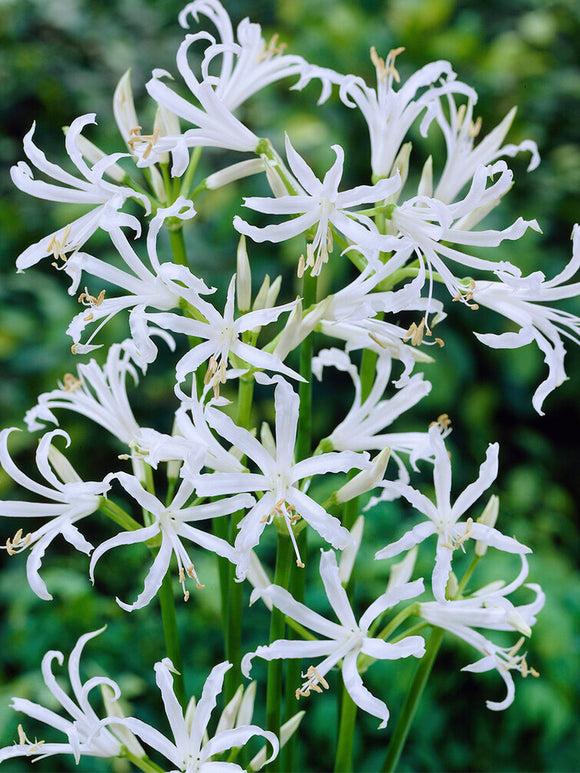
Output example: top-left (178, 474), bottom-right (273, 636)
top-left (3, 0), bottom-right (576, 769)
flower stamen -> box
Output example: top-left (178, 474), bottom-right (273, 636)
top-left (296, 665), bottom-right (330, 699)
top-left (4, 528), bottom-right (33, 555)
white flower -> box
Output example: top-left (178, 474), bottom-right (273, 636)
top-left (234, 136), bottom-right (400, 277)
top-left (193, 375), bottom-right (371, 577)
top-left (103, 659), bottom-right (279, 772)
top-left (25, 340), bottom-right (142, 446)
top-left (388, 160), bottom-right (541, 302)
top-left (433, 97), bottom-right (540, 204)
top-left (338, 48), bottom-right (476, 179)
top-left (312, 347), bottom-right (432, 456)
top-left (90, 472), bottom-right (254, 610)
top-left (0, 429), bottom-right (110, 600)
top-left (11, 114), bottom-right (150, 271)
top-left (420, 555), bottom-right (545, 710)
top-left (178, 0), bottom-right (324, 110)
top-left (242, 549), bottom-right (425, 729)
top-left (375, 424), bottom-right (531, 602)
top-left (0, 629), bottom-right (124, 765)
top-left (472, 224), bottom-right (580, 414)
top-left (144, 273), bottom-right (301, 389)
top-left (63, 198), bottom-right (200, 357)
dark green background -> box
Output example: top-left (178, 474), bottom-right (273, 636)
top-left (0, 1), bottom-right (579, 771)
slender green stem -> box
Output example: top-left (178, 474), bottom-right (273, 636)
top-left (158, 569), bottom-right (186, 710)
top-left (223, 376), bottom-right (255, 702)
top-left (266, 534), bottom-right (294, 772)
top-left (120, 749), bottom-right (166, 773)
top-left (179, 146), bottom-right (203, 199)
top-left (169, 227), bottom-right (188, 268)
top-left (456, 555), bottom-right (481, 596)
top-left (98, 498), bottom-right (142, 532)
top-left (334, 681), bottom-right (358, 773)
top-left (381, 626), bottom-right (444, 773)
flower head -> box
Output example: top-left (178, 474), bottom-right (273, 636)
top-left (243, 549), bottom-right (425, 729)
top-left (375, 424), bottom-right (531, 602)
top-left (234, 136), bottom-right (400, 276)
top-left (0, 629), bottom-right (124, 765)
top-left (0, 429), bottom-right (110, 600)
top-left (11, 114), bottom-right (149, 271)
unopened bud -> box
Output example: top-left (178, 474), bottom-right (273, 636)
top-left (100, 683), bottom-right (145, 757)
top-left (113, 70), bottom-right (139, 147)
top-left (253, 274), bottom-right (271, 311)
top-left (47, 442), bottom-right (77, 484)
top-left (418, 155), bottom-right (433, 198)
top-left (445, 571), bottom-right (459, 600)
top-left (475, 494), bottom-right (499, 556)
top-left (266, 275), bottom-right (282, 309)
top-left (263, 156), bottom-right (288, 198)
top-left (386, 546), bottom-right (418, 592)
top-left (388, 141), bottom-right (412, 191)
top-left (236, 235), bottom-right (252, 312)
top-left (206, 159), bottom-right (265, 190)
top-left (335, 448), bottom-right (390, 504)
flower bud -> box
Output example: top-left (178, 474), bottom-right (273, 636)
top-left (236, 235), bottom-right (252, 312)
top-left (113, 69), bottom-right (139, 147)
top-left (475, 494), bottom-right (499, 556)
top-left (335, 448), bottom-right (390, 503)
top-left (206, 159), bottom-right (265, 190)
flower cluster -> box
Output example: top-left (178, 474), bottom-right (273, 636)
top-left (3, 0), bottom-right (570, 769)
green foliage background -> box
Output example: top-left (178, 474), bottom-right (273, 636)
top-left (0, 1), bottom-right (579, 771)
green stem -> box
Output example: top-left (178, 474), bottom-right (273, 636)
top-left (120, 749), bottom-right (166, 773)
top-left (158, 569), bottom-right (186, 710)
top-left (169, 227), bottom-right (188, 268)
top-left (98, 498), bottom-right (142, 532)
top-left (381, 626), bottom-right (444, 773)
top-left (179, 146), bottom-right (203, 199)
top-left (266, 533), bottom-right (294, 771)
top-left (334, 681), bottom-right (358, 772)
top-left (223, 376), bottom-right (255, 702)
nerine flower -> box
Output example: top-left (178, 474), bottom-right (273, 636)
top-left (0, 629), bottom-right (124, 766)
top-left (375, 424), bottom-right (531, 602)
top-left (312, 347), bottom-right (432, 454)
top-left (143, 273), bottom-right (301, 389)
top-left (388, 160), bottom-right (541, 303)
top-left (433, 96), bottom-right (540, 205)
top-left (90, 472), bottom-right (254, 610)
top-left (25, 340), bottom-right (142, 445)
top-left (242, 549), bottom-right (426, 729)
top-left (0, 429), bottom-right (110, 600)
top-left (11, 114), bottom-right (150, 271)
top-left (193, 375), bottom-right (371, 577)
top-left (233, 136), bottom-right (400, 277)
top-left (63, 198), bottom-right (200, 357)
top-left (472, 224), bottom-right (580, 414)
top-left (337, 48), bottom-right (477, 179)
top-left (101, 659), bottom-right (279, 772)
top-left (420, 555), bottom-right (545, 710)
top-left (178, 0), bottom-right (328, 110)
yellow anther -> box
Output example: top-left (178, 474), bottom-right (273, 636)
top-left (296, 665), bottom-right (330, 699)
top-left (48, 224), bottom-right (72, 265)
top-left (257, 33), bottom-right (287, 63)
top-left (403, 318), bottom-right (426, 346)
top-left (469, 115), bottom-right (482, 139)
top-left (456, 103), bottom-right (467, 129)
top-left (62, 373), bottom-right (83, 392)
top-left (5, 529), bottom-right (33, 555)
top-left (127, 126), bottom-right (160, 159)
top-left (297, 253), bottom-right (306, 278)
top-left (78, 288), bottom-right (106, 307)
top-left (371, 46), bottom-right (405, 83)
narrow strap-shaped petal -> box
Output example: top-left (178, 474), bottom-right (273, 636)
top-left (341, 649), bottom-right (390, 729)
top-left (318, 550), bottom-right (358, 630)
